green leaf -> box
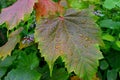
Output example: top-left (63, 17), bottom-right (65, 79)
top-left (106, 53), bottom-right (120, 70)
top-left (68, 1), bottom-right (89, 9)
top-left (17, 53), bottom-right (39, 70)
top-left (115, 41), bottom-right (120, 48)
top-left (103, 0), bottom-right (120, 9)
top-left (5, 68), bottom-right (41, 80)
top-left (0, 67), bottom-right (7, 78)
top-left (0, 27), bottom-right (23, 58)
top-left (35, 8), bottom-right (103, 80)
top-left (112, 41), bottom-right (120, 51)
top-left (50, 68), bottom-right (68, 80)
top-left (0, 56), bottom-right (16, 79)
top-left (0, 56), bottom-right (16, 67)
top-left (107, 69), bottom-right (117, 80)
top-left (40, 65), bottom-right (68, 80)
top-left (100, 60), bottom-right (109, 70)
top-left (68, 0), bottom-right (100, 9)
top-left (99, 19), bottom-right (120, 29)
top-left (102, 34), bottom-right (115, 42)
top-left (103, 0), bottom-right (116, 9)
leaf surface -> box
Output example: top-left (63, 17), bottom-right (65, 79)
top-left (34, 0), bottom-right (63, 21)
top-left (0, 0), bottom-right (37, 30)
top-left (5, 68), bottom-right (41, 80)
top-left (17, 53), bottom-right (39, 70)
top-left (35, 9), bottom-right (103, 80)
top-left (0, 27), bottom-right (23, 58)
top-left (103, 0), bottom-right (120, 9)
top-left (40, 66), bottom-right (68, 80)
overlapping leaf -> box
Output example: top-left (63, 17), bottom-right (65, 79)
top-left (103, 0), bottom-right (120, 9)
top-left (5, 68), bottom-right (41, 80)
top-left (34, 0), bottom-right (63, 21)
top-left (0, 0), bottom-right (37, 30)
top-left (35, 8), bottom-right (103, 80)
top-left (0, 27), bottom-right (23, 58)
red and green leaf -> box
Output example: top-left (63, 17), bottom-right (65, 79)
top-left (34, 0), bottom-right (63, 21)
top-left (0, 27), bottom-right (23, 58)
top-left (35, 9), bottom-right (103, 80)
top-left (0, 0), bottom-right (37, 30)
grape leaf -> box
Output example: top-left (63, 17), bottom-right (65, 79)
top-left (35, 8), bottom-right (103, 80)
top-left (5, 68), bottom-right (41, 80)
top-left (0, 0), bottom-right (37, 30)
top-left (103, 0), bottom-right (120, 9)
top-left (0, 56), bottom-right (16, 67)
top-left (0, 27), bottom-right (23, 58)
top-left (17, 53), bottom-right (39, 70)
top-left (34, 0), bottom-right (63, 21)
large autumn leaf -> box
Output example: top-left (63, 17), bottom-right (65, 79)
top-left (0, 27), bottom-right (23, 58)
top-left (35, 9), bottom-right (103, 80)
top-left (0, 0), bottom-right (37, 30)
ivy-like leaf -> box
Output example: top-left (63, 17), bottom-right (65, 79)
top-left (5, 68), bottom-right (41, 80)
top-left (103, 0), bottom-right (120, 9)
top-left (17, 53), bottom-right (39, 70)
top-left (0, 27), bottom-right (23, 58)
top-left (34, 0), bottom-right (63, 21)
top-left (35, 8), bottom-right (103, 80)
top-left (0, 0), bottom-right (37, 30)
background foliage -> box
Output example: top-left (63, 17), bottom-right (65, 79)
top-left (0, 0), bottom-right (120, 80)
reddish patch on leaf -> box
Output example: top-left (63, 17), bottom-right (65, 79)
top-left (34, 0), bottom-right (63, 21)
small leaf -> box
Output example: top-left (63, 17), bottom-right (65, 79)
top-left (107, 69), bottom-right (117, 80)
top-left (112, 41), bottom-right (120, 51)
top-left (100, 60), bottom-right (109, 70)
top-left (115, 41), bottom-right (120, 48)
top-left (5, 68), bottom-right (41, 80)
top-left (34, 0), bottom-right (63, 21)
top-left (0, 27), bottom-right (23, 58)
top-left (102, 34), bottom-right (115, 42)
top-left (0, 0), bottom-right (37, 30)
top-left (35, 8), bottom-right (103, 80)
